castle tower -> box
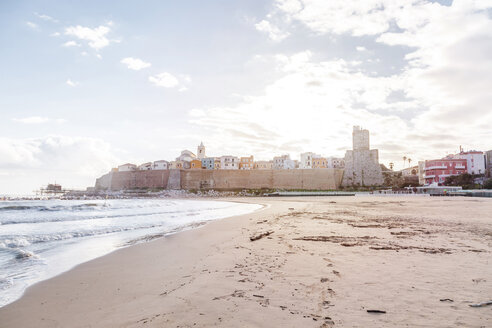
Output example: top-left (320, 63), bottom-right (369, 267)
top-left (197, 142), bottom-right (206, 159)
top-left (352, 126), bottom-right (369, 150)
top-left (342, 126), bottom-right (383, 187)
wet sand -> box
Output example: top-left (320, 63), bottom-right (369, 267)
top-left (0, 196), bottom-right (491, 327)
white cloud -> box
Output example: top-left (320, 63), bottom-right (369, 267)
top-left (26, 21), bottom-right (38, 29)
top-left (12, 117), bottom-right (66, 124)
top-left (34, 13), bottom-right (58, 23)
top-left (273, 0), bottom-right (408, 37)
top-left (243, 0), bottom-right (492, 167)
top-left (189, 52), bottom-right (406, 158)
top-left (66, 79), bottom-right (78, 87)
top-left (62, 40), bottom-right (80, 47)
top-left (121, 57), bottom-right (151, 70)
top-left (255, 20), bottom-right (290, 41)
top-left (188, 49), bottom-right (492, 168)
top-left (149, 72), bottom-right (179, 88)
top-left (64, 24), bottom-right (113, 50)
top-left (51, 32), bottom-right (61, 37)
top-left (149, 72), bottom-right (190, 90)
top-left (0, 136), bottom-right (119, 194)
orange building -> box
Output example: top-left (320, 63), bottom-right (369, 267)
top-left (239, 156), bottom-right (254, 170)
top-left (190, 159), bottom-right (203, 169)
top-left (312, 157), bottom-right (327, 168)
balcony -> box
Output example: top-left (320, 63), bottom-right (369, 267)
top-left (455, 165), bottom-right (466, 169)
top-left (423, 174), bottom-right (435, 178)
top-left (425, 165), bottom-right (447, 170)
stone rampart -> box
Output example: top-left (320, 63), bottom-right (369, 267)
top-left (95, 170), bottom-right (171, 190)
top-left (95, 169), bottom-right (344, 191)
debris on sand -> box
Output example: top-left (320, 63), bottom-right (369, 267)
top-left (294, 235), bottom-right (377, 243)
top-left (250, 231), bottom-right (274, 241)
top-left (367, 309), bottom-right (386, 314)
top-left (469, 301), bottom-right (492, 308)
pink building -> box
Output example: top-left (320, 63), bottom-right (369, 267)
top-left (424, 158), bottom-right (467, 185)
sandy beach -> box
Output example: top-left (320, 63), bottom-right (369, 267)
top-left (0, 196), bottom-right (491, 327)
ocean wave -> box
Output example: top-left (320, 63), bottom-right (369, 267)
top-left (0, 206), bottom-right (35, 211)
top-left (0, 206), bottom-right (221, 226)
top-left (0, 245), bottom-right (38, 260)
top-left (0, 203), bottom-right (106, 212)
top-left (0, 277), bottom-right (14, 290)
top-left (0, 222), bottom-right (171, 248)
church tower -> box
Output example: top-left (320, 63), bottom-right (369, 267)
top-left (197, 142), bottom-right (206, 159)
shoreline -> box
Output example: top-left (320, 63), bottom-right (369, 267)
top-left (0, 198), bottom-right (264, 308)
top-left (0, 196), bottom-right (491, 327)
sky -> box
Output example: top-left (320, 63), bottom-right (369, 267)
top-left (1, 0), bottom-right (491, 194)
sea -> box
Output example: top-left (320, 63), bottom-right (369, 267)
top-left (0, 198), bottom-right (262, 307)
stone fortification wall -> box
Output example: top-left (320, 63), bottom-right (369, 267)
top-left (95, 170), bottom-right (171, 190)
top-left (95, 169), bottom-right (344, 191)
top-left (181, 169), bottom-right (343, 190)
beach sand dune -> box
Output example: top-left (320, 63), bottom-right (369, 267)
top-left (0, 196), bottom-right (491, 327)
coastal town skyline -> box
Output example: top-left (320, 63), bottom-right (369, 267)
top-left (1, 2), bottom-right (492, 327)
top-left (1, 0), bottom-right (492, 194)
top-left (93, 125), bottom-right (490, 192)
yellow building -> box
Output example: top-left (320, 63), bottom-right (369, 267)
top-left (190, 159), bottom-right (203, 169)
top-left (239, 156), bottom-right (254, 170)
top-left (214, 159), bottom-right (221, 169)
top-left (312, 157), bottom-right (327, 168)
top-left (169, 160), bottom-right (184, 169)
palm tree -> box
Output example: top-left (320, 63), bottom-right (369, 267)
top-left (403, 156), bottom-right (407, 168)
top-left (408, 158), bottom-right (412, 167)
top-left (389, 162), bottom-right (394, 170)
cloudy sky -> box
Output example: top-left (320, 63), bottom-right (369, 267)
top-left (1, 0), bottom-right (491, 194)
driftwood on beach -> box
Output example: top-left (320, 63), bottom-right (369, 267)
top-left (250, 231), bottom-right (274, 241)
top-left (469, 301), bottom-right (492, 308)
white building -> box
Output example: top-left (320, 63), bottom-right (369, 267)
top-left (273, 155), bottom-right (295, 169)
top-left (138, 162), bottom-right (153, 170)
top-left (300, 152), bottom-right (318, 169)
top-left (284, 158), bottom-right (296, 169)
top-left (452, 150), bottom-right (486, 175)
top-left (327, 157), bottom-right (345, 169)
top-left (401, 165), bottom-right (418, 176)
top-left (176, 150), bottom-right (196, 162)
top-left (153, 160), bottom-right (169, 170)
top-left (220, 155), bottom-right (239, 169)
top-left (197, 142), bottom-right (206, 159)
top-left (118, 163), bottom-right (137, 172)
